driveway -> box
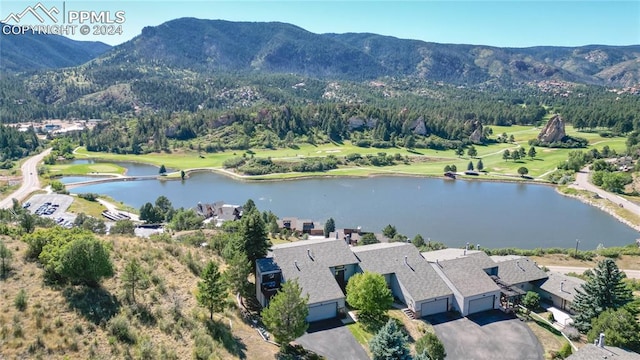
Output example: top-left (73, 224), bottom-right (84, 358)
top-left (296, 319), bottom-right (369, 360)
top-left (430, 310), bottom-right (543, 360)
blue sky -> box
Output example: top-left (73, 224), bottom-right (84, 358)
top-left (2, 0), bottom-right (639, 47)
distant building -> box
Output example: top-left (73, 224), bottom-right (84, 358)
top-left (195, 201), bottom-right (242, 227)
top-left (277, 217), bottom-right (323, 236)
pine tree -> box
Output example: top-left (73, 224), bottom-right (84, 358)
top-left (239, 209), bottom-right (271, 269)
top-left (467, 161), bottom-right (474, 171)
top-left (502, 149), bottom-right (511, 161)
top-left (467, 145), bottom-right (477, 158)
top-left (261, 280), bottom-right (309, 347)
top-left (477, 159), bottom-right (484, 171)
top-left (572, 259), bottom-right (633, 332)
top-left (122, 258), bottom-right (148, 303)
top-left (369, 319), bottom-right (411, 360)
top-left (528, 146), bottom-right (537, 159)
top-left (324, 217), bottom-right (335, 238)
top-left (197, 261), bottom-right (226, 320)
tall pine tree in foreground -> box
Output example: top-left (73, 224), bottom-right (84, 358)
top-left (197, 261), bottom-right (226, 320)
top-left (369, 319), bottom-right (411, 360)
top-left (572, 259), bottom-right (633, 332)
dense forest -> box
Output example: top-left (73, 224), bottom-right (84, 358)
top-left (0, 126), bottom-right (41, 167)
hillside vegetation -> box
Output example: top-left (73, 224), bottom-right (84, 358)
top-left (0, 233), bottom-right (279, 360)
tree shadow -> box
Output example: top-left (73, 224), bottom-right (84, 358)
top-left (63, 285), bottom-right (120, 325)
top-left (407, 149), bottom-right (424, 155)
top-left (205, 318), bottom-right (247, 359)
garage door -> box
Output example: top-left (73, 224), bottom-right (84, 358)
top-left (306, 302), bottom-right (337, 322)
top-left (468, 295), bottom-right (494, 315)
top-left (421, 298), bottom-right (448, 317)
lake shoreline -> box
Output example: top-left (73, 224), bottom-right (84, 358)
top-left (556, 187), bottom-right (640, 233)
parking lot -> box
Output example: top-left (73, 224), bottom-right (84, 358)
top-left (24, 194), bottom-right (77, 228)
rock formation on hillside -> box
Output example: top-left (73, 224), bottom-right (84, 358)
top-left (410, 116), bottom-right (428, 136)
top-left (537, 114), bottom-right (566, 143)
top-left (467, 120), bottom-right (485, 144)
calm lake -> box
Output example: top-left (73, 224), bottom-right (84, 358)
top-left (67, 162), bottom-right (640, 250)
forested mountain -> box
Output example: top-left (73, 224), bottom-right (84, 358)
top-left (94, 18), bottom-right (640, 86)
top-left (0, 25), bottom-right (111, 73)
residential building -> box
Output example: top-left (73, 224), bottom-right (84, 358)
top-left (352, 242), bottom-right (453, 317)
top-left (256, 239), bottom-right (360, 322)
top-left (566, 334), bottom-right (640, 360)
top-left (535, 271), bottom-right (585, 314)
top-left (277, 217), bottom-right (324, 236)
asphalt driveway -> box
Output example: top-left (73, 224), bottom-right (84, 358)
top-left (296, 319), bottom-right (369, 360)
top-left (430, 310), bottom-right (544, 360)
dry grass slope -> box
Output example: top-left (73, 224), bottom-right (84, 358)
top-left (0, 234), bottom-right (279, 360)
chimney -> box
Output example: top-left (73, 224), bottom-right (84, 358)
top-left (598, 333), bottom-right (605, 348)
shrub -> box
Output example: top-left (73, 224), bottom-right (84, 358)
top-left (522, 291), bottom-right (540, 310)
top-left (558, 342), bottom-right (573, 358)
top-left (548, 312), bottom-right (555, 323)
top-left (14, 289), bottom-right (27, 311)
top-left (561, 325), bottom-right (581, 341)
top-left (107, 314), bottom-right (137, 344)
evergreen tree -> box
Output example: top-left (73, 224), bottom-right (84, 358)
top-left (573, 259), bottom-right (633, 332)
top-left (197, 261), bottom-right (226, 320)
top-left (261, 280), bottom-right (309, 347)
top-left (382, 224), bottom-right (397, 238)
top-left (159, 164), bottom-right (167, 175)
top-left (0, 240), bottom-right (13, 278)
top-left (518, 147), bottom-right (526, 158)
top-left (517, 167), bottom-right (529, 176)
top-left (239, 209), bottom-right (271, 269)
top-left (324, 217), bottom-right (335, 238)
top-left (477, 159), bottom-right (484, 171)
top-left (502, 149), bottom-right (511, 161)
top-left (243, 199), bottom-right (256, 213)
top-left (467, 145), bottom-right (477, 158)
top-left (528, 146), bottom-right (537, 159)
top-left (467, 161), bottom-right (474, 171)
top-left (412, 234), bottom-right (425, 248)
top-left (122, 258), bottom-right (148, 303)
top-left (512, 150), bottom-right (521, 161)
top-left (223, 251), bottom-right (252, 298)
top-left (455, 146), bottom-right (464, 157)
top-left (369, 319), bottom-right (411, 360)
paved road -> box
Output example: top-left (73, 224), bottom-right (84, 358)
top-left (430, 310), bottom-right (543, 360)
top-left (296, 319), bottom-right (369, 360)
top-left (546, 265), bottom-right (640, 279)
top-left (0, 148), bottom-right (51, 209)
top-left (571, 165), bottom-right (640, 216)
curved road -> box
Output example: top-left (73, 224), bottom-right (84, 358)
top-left (571, 165), bottom-right (640, 216)
top-left (546, 265), bottom-right (640, 280)
top-left (0, 148), bottom-right (51, 209)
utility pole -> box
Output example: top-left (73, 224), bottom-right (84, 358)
top-left (574, 239), bottom-right (580, 257)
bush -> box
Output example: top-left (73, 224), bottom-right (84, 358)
top-left (108, 314), bottom-right (137, 344)
top-left (14, 289), bottom-right (27, 311)
top-left (558, 342), bottom-right (573, 358)
top-left (522, 291), bottom-right (540, 310)
top-left (415, 332), bottom-right (446, 360)
top-left (547, 312), bottom-right (555, 323)
top-left (562, 325), bottom-right (581, 341)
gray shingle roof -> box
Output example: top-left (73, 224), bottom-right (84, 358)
top-left (352, 243), bottom-right (452, 301)
top-left (566, 344), bottom-right (640, 360)
top-left (422, 249), bottom-right (497, 271)
top-left (537, 272), bottom-right (586, 303)
top-left (435, 256), bottom-right (500, 297)
top-left (496, 258), bottom-right (548, 286)
top-left (272, 239), bottom-right (359, 304)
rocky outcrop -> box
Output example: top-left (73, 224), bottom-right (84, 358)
top-left (467, 120), bottom-right (485, 144)
top-left (410, 116), bottom-right (428, 136)
top-left (537, 114), bottom-right (566, 143)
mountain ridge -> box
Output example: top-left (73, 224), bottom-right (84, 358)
top-left (0, 24), bottom-right (112, 73)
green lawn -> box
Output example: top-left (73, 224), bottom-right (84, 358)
top-left (48, 161), bottom-right (126, 176)
top-left (68, 127), bottom-right (627, 181)
top-left (346, 322), bottom-right (374, 346)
